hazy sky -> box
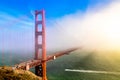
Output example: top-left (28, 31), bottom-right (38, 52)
top-left (1, 0), bottom-right (119, 53)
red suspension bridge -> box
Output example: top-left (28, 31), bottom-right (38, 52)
top-left (7, 10), bottom-right (79, 80)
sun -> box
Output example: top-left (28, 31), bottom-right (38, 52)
top-left (103, 25), bottom-right (120, 51)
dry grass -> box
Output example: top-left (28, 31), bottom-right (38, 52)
top-left (0, 66), bottom-right (42, 80)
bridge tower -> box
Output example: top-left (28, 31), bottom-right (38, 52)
top-left (35, 10), bottom-right (47, 80)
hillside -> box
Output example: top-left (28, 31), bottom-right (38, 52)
top-left (0, 66), bottom-right (41, 80)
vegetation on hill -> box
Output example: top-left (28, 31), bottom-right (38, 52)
top-left (0, 66), bottom-right (41, 80)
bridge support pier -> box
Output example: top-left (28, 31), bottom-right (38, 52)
top-left (35, 64), bottom-right (43, 77)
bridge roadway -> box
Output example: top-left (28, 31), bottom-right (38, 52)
top-left (14, 48), bottom-right (79, 70)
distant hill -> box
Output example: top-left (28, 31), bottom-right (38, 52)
top-left (47, 50), bottom-right (120, 80)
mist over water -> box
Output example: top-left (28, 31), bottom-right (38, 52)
top-left (0, 1), bottom-right (120, 53)
top-left (47, 1), bottom-right (120, 52)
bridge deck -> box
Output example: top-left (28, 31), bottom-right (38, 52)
top-left (14, 48), bottom-right (79, 70)
top-left (14, 59), bottom-right (42, 70)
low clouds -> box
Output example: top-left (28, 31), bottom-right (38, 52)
top-left (0, 12), bottom-right (34, 53)
top-left (1, 1), bottom-right (120, 53)
top-left (47, 1), bottom-right (120, 52)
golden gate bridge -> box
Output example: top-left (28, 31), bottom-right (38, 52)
top-left (3, 10), bottom-right (79, 80)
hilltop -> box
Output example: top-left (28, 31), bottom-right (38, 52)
top-left (0, 66), bottom-right (42, 80)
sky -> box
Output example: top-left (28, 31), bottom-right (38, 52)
top-left (0, 0), bottom-right (111, 19)
top-left (1, 0), bottom-right (120, 53)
